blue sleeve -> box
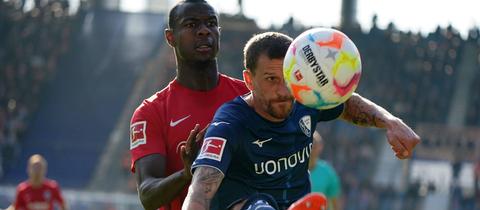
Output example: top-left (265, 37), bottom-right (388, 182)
top-left (191, 120), bottom-right (238, 176)
top-left (318, 103), bottom-right (344, 122)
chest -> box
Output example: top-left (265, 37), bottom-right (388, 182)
top-left (234, 123), bottom-right (313, 176)
top-left (22, 187), bottom-right (54, 204)
top-left (165, 102), bottom-right (228, 153)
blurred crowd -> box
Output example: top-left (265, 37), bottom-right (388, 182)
top-left (0, 0), bottom-right (73, 178)
top-left (466, 31), bottom-right (480, 125)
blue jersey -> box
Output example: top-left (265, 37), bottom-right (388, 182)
top-left (192, 96), bottom-right (343, 209)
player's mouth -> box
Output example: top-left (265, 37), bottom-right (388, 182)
top-left (195, 43), bottom-right (213, 53)
top-left (273, 99), bottom-right (293, 106)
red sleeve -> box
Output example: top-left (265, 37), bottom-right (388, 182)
top-left (129, 102), bottom-right (167, 172)
top-left (50, 181), bottom-right (65, 205)
top-left (14, 185), bottom-right (26, 210)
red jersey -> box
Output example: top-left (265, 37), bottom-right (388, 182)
top-left (14, 179), bottom-right (65, 210)
top-left (130, 74), bottom-right (249, 210)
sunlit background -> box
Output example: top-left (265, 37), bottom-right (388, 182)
top-left (0, 0), bottom-right (479, 209)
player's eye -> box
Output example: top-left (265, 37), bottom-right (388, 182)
top-left (185, 22), bottom-right (196, 28)
top-left (207, 20), bottom-right (218, 27)
top-left (266, 77), bottom-right (277, 82)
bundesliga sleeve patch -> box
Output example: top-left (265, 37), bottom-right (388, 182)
top-left (198, 137), bottom-right (226, 161)
top-left (130, 121), bottom-right (147, 150)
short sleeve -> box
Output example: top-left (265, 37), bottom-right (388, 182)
top-left (129, 104), bottom-right (167, 172)
top-left (191, 121), bottom-right (238, 176)
top-left (318, 104), bottom-right (344, 122)
top-left (14, 186), bottom-right (25, 210)
top-left (51, 181), bottom-right (65, 205)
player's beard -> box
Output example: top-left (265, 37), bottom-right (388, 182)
top-left (266, 97), bottom-right (294, 120)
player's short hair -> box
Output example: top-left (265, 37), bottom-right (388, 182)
top-left (243, 32), bottom-right (292, 74)
top-left (168, 0), bottom-right (210, 30)
top-left (28, 154), bottom-right (47, 167)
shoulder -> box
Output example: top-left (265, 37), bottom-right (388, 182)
top-left (16, 181), bottom-right (30, 192)
top-left (317, 160), bottom-right (338, 175)
top-left (207, 98), bottom-right (249, 136)
top-left (214, 97), bottom-right (248, 122)
top-left (131, 84), bottom-right (174, 121)
top-left (219, 74), bottom-right (249, 93)
top-left (44, 179), bottom-right (60, 189)
top-left (219, 74), bottom-right (243, 84)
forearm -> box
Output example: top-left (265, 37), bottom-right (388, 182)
top-left (138, 169), bottom-right (190, 210)
top-left (183, 185), bottom-right (211, 210)
top-left (182, 167), bottom-right (224, 210)
top-left (340, 93), bottom-right (397, 128)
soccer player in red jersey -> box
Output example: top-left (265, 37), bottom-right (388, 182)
top-left (129, 0), bottom-right (249, 210)
top-left (12, 154), bottom-right (68, 210)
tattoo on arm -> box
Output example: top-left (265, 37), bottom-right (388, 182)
top-left (341, 93), bottom-right (390, 128)
top-left (183, 167), bottom-right (224, 210)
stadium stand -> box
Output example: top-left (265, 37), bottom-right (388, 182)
top-left (0, 0), bottom-right (72, 179)
top-left (0, 2), bottom-right (164, 189)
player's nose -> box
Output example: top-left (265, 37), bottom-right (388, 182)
top-left (277, 81), bottom-right (293, 99)
top-left (196, 22), bottom-right (211, 37)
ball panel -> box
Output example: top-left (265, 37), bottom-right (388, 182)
top-left (283, 27), bottom-right (362, 110)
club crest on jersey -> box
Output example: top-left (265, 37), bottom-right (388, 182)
top-left (299, 116), bottom-right (311, 137)
top-left (198, 137), bottom-right (226, 161)
top-left (130, 121), bottom-right (147, 150)
top-left (43, 190), bottom-right (51, 200)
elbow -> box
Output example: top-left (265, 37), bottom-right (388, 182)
top-left (138, 184), bottom-right (165, 210)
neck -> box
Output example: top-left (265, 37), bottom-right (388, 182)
top-left (29, 178), bottom-right (43, 188)
top-left (176, 59), bottom-right (219, 91)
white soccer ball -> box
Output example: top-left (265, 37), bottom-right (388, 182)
top-left (283, 27), bottom-right (362, 110)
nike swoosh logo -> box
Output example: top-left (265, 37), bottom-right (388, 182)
top-left (212, 121), bottom-right (230, 126)
top-left (170, 115), bottom-right (191, 127)
top-left (252, 138), bottom-right (273, 148)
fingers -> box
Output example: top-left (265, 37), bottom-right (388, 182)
top-left (387, 134), bottom-right (409, 159)
top-left (180, 145), bottom-right (193, 179)
top-left (186, 124), bottom-right (200, 154)
top-left (196, 123), bottom-right (210, 143)
top-left (180, 145), bottom-right (187, 160)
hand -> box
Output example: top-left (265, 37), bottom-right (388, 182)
top-left (180, 124), bottom-right (209, 180)
top-left (385, 118), bottom-right (420, 159)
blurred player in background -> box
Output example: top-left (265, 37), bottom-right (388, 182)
top-left (309, 132), bottom-right (341, 210)
top-left (9, 154), bottom-right (67, 210)
top-left (129, 0), bottom-right (249, 209)
top-left (182, 32), bottom-right (420, 210)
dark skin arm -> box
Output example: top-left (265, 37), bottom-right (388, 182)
top-left (135, 155), bottom-right (190, 210)
top-left (340, 93), bottom-right (420, 159)
top-left (135, 124), bottom-right (207, 210)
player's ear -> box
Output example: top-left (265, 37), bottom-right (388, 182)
top-left (165, 28), bottom-right (175, 47)
top-left (243, 69), bottom-right (253, 91)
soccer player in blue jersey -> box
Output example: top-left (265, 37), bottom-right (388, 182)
top-left (182, 32), bottom-right (420, 210)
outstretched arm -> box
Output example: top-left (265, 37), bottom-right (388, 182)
top-left (182, 166), bottom-right (224, 210)
top-left (340, 93), bottom-right (420, 159)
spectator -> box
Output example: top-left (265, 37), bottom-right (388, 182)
top-left (309, 132), bottom-right (342, 210)
top-left (10, 154), bottom-right (68, 210)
